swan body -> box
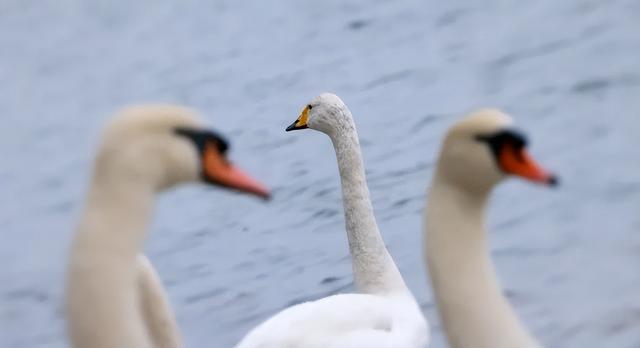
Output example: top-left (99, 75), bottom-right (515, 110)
top-left (238, 293), bottom-right (426, 348)
top-left (236, 93), bottom-right (428, 348)
top-left (423, 109), bottom-right (556, 348)
top-left (136, 254), bottom-right (183, 348)
top-left (66, 105), bottom-right (269, 348)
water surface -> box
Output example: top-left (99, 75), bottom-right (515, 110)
top-left (1, 1), bottom-right (639, 347)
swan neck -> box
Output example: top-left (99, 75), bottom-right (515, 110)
top-left (67, 173), bottom-right (155, 347)
top-left (74, 174), bottom-right (154, 258)
top-left (329, 120), bottom-right (406, 294)
top-left (424, 170), bottom-right (538, 348)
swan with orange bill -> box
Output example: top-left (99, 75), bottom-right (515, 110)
top-left (66, 105), bottom-right (270, 348)
top-left (423, 109), bottom-right (557, 348)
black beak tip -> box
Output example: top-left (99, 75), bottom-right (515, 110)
top-left (547, 175), bottom-right (559, 187)
top-left (285, 122), bottom-right (308, 132)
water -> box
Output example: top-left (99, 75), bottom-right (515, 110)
top-left (1, 0), bottom-right (639, 347)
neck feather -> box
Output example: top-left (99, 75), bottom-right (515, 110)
top-left (327, 114), bottom-right (406, 294)
top-left (73, 174), bottom-right (154, 259)
top-left (67, 172), bottom-right (156, 347)
top-left (424, 170), bottom-right (539, 348)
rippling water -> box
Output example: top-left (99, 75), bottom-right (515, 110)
top-left (1, 1), bottom-right (639, 347)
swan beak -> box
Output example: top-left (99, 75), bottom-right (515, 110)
top-left (499, 144), bottom-right (558, 187)
top-left (286, 105), bottom-right (310, 131)
top-left (203, 143), bottom-right (271, 200)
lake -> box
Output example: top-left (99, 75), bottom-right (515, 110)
top-left (1, 0), bottom-right (639, 347)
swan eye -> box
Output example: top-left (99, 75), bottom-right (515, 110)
top-left (208, 131), bottom-right (230, 155)
top-left (475, 129), bottom-right (527, 148)
top-left (174, 127), bottom-right (230, 156)
top-left (475, 129), bottom-right (528, 163)
top-left (307, 104), bottom-right (313, 109)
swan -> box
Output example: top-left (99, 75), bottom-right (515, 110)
top-left (423, 109), bottom-right (557, 348)
top-left (235, 93), bottom-right (429, 348)
top-left (66, 104), bottom-right (270, 348)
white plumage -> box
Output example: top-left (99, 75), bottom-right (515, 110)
top-left (66, 105), bottom-right (268, 348)
top-left (424, 109), bottom-right (555, 348)
top-left (236, 93), bottom-right (429, 348)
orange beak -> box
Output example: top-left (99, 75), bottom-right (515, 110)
top-left (203, 143), bottom-right (271, 200)
top-left (498, 144), bottom-right (558, 186)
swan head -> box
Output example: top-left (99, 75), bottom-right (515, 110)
top-left (95, 104), bottom-right (270, 199)
top-left (437, 109), bottom-right (557, 193)
top-left (285, 93), bottom-right (353, 136)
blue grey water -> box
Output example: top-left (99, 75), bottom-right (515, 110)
top-left (0, 0), bottom-right (639, 347)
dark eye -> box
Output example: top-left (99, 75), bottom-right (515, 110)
top-left (208, 131), bottom-right (229, 155)
top-left (307, 104), bottom-right (313, 109)
top-left (174, 127), bottom-right (229, 155)
top-left (475, 129), bottom-right (527, 148)
top-left (475, 129), bottom-right (528, 163)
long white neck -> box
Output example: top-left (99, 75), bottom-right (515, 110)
top-left (67, 172), bottom-right (155, 348)
top-left (424, 170), bottom-right (540, 348)
top-left (327, 114), bottom-right (407, 295)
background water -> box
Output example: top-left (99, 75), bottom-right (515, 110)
top-left (1, 0), bottom-right (639, 347)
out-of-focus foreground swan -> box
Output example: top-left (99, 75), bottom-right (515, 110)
top-left (424, 109), bottom-right (557, 348)
top-left (66, 105), bottom-right (270, 348)
top-left (236, 93), bottom-right (429, 348)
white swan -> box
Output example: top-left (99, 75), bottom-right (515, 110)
top-left (423, 109), bottom-right (557, 348)
top-left (66, 104), bottom-right (270, 348)
top-left (236, 93), bottom-right (429, 348)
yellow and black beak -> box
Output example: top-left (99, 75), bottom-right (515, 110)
top-left (286, 105), bottom-right (310, 131)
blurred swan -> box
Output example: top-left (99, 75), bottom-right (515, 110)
top-left (236, 93), bottom-right (429, 348)
top-left (423, 109), bottom-right (557, 348)
top-left (66, 105), bottom-right (270, 348)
